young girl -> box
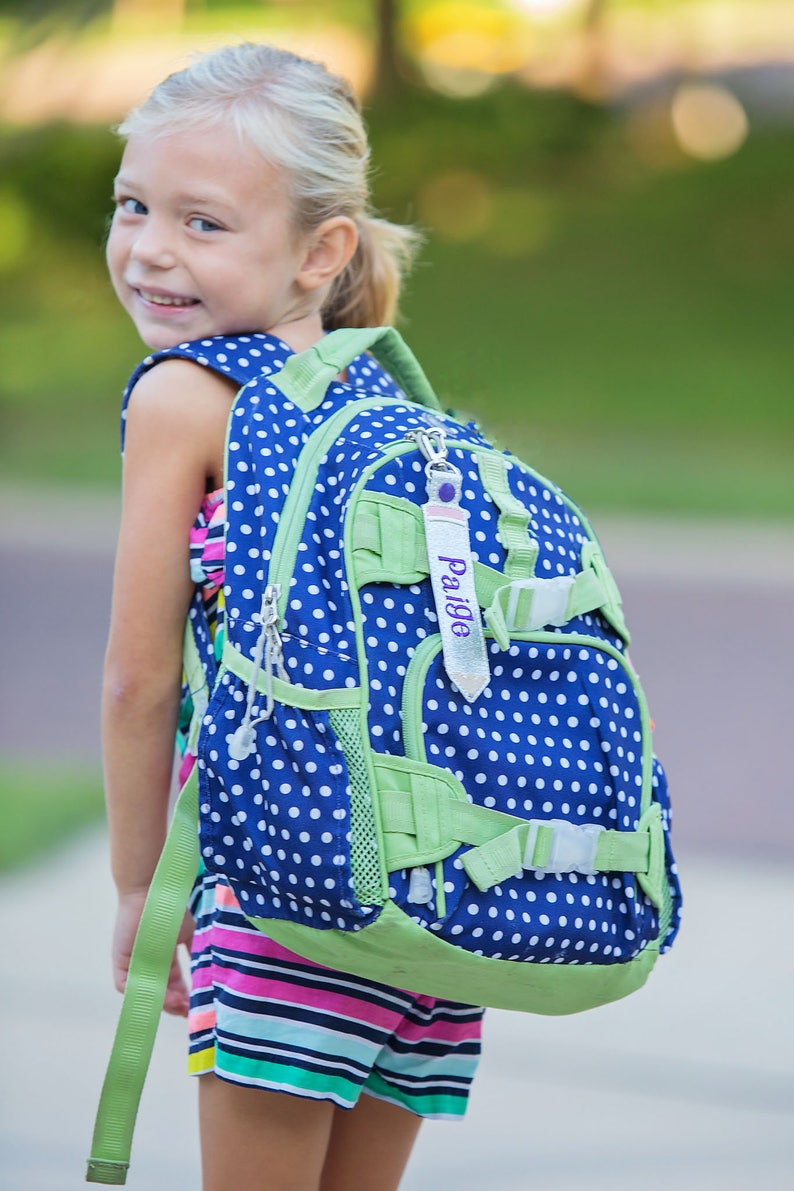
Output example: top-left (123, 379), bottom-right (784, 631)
top-left (103, 42), bottom-right (483, 1191)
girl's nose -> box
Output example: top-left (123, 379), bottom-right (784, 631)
top-left (129, 218), bottom-right (177, 267)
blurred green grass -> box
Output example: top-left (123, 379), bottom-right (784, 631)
top-left (1, 85), bottom-right (792, 516)
top-left (0, 761), bottom-right (103, 872)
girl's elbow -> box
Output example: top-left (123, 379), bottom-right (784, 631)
top-left (102, 656), bottom-right (180, 715)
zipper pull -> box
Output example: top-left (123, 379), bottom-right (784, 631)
top-left (407, 866), bottom-right (434, 905)
top-left (228, 584), bottom-right (287, 761)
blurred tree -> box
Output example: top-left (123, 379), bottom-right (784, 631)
top-left (0, 0), bottom-right (191, 38)
top-left (0, 0), bottom-right (188, 12)
top-left (0, 0), bottom-right (108, 23)
top-left (372, 0), bottom-right (414, 100)
top-left (580, 0), bottom-right (610, 99)
top-left (3, 0), bottom-right (417, 96)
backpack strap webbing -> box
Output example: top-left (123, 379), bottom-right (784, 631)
top-left (271, 326), bottom-right (442, 413)
top-left (477, 452), bottom-right (539, 579)
top-left (376, 770), bottom-right (666, 910)
top-left (351, 491), bottom-right (629, 642)
top-left (86, 769), bottom-right (200, 1185)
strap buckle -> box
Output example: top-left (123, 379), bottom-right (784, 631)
top-left (505, 575), bottom-right (574, 632)
top-left (524, 819), bottom-right (604, 875)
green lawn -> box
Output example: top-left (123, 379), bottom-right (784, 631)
top-left (0, 762), bottom-right (104, 872)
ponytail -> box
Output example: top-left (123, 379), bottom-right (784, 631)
top-left (323, 215), bottom-right (423, 330)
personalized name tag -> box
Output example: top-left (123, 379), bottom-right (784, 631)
top-left (422, 466), bottom-right (490, 703)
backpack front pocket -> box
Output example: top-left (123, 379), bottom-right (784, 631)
top-left (380, 632), bottom-right (667, 964)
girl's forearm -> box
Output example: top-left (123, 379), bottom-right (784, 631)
top-left (102, 667), bottom-right (183, 895)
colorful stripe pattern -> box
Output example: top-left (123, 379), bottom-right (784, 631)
top-left (188, 877), bottom-right (483, 1118)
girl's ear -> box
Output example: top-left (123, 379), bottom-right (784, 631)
top-left (296, 217), bottom-right (358, 293)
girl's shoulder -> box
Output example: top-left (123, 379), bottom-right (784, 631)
top-left (121, 333), bottom-right (296, 449)
top-left (120, 330), bottom-right (406, 450)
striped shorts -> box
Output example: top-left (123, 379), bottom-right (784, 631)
top-left (188, 876), bottom-right (484, 1119)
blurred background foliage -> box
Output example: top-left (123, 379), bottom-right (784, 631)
top-left (1, 0), bottom-right (792, 516)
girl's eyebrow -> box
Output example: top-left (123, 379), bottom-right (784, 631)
top-left (179, 192), bottom-right (237, 213)
top-left (112, 174), bottom-right (237, 214)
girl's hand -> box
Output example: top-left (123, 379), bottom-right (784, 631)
top-left (112, 891), bottom-right (194, 1018)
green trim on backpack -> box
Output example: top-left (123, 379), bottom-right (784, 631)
top-left (265, 397), bottom-right (411, 626)
top-left (400, 630), bottom-right (652, 810)
top-left (222, 642), bottom-right (362, 710)
top-left (477, 451), bottom-right (539, 579)
top-left (270, 327), bottom-right (443, 413)
top-left (329, 706), bottom-right (387, 907)
top-left (368, 753), bottom-right (665, 907)
top-left (252, 902), bottom-right (660, 1016)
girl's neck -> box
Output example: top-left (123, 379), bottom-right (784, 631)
top-left (267, 310), bottom-right (328, 356)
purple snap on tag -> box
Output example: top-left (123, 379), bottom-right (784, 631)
top-left (438, 481), bottom-right (456, 503)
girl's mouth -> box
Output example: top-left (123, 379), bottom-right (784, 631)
top-left (137, 288), bottom-right (198, 308)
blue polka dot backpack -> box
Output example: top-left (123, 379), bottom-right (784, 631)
top-left (88, 326), bottom-right (681, 1184)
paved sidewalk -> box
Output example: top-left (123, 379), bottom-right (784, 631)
top-left (1, 831), bottom-right (792, 1190)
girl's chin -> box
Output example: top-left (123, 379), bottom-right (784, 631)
top-left (134, 316), bottom-right (208, 351)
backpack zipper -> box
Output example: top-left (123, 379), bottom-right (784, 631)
top-left (265, 398), bottom-right (411, 626)
top-left (400, 635), bottom-right (447, 915)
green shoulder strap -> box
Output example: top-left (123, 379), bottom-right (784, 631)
top-left (86, 769), bottom-right (201, 1185)
top-left (270, 326), bottom-right (443, 413)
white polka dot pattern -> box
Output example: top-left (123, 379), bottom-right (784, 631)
top-left (127, 334), bottom-right (681, 971)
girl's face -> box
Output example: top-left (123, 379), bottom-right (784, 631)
top-left (107, 123), bottom-right (312, 350)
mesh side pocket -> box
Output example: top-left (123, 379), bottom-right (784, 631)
top-left (328, 708), bottom-right (384, 907)
top-left (658, 879), bottom-right (674, 947)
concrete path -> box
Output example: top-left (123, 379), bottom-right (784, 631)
top-left (1, 832), bottom-right (791, 1190)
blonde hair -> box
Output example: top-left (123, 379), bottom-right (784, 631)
top-left (117, 42), bottom-right (420, 329)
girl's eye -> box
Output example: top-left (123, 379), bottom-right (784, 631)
top-left (189, 217), bottom-right (222, 233)
top-left (116, 196), bottom-right (147, 216)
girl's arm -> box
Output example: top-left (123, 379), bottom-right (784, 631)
top-left (102, 359), bottom-right (234, 1014)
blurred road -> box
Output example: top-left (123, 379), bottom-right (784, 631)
top-left (1, 487), bottom-right (792, 1190)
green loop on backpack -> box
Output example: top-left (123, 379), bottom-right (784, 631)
top-left (477, 452), bottom-right (539, 579)
top-left (634, 803), bottom-right (666, 911)
top-left (580, 540), bottom-right (631, 644)
top-left (350, 489), bottom-right (507, 605)
top-left (483, 567), bottom-right (614, 645)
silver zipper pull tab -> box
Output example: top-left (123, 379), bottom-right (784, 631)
top-left (405, 426), bottom-right (449, 466)
top-left (228, 584), bottom-right (289, 761)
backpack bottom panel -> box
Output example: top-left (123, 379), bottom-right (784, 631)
top-left (248, 901), bottom-right (659, 1016)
